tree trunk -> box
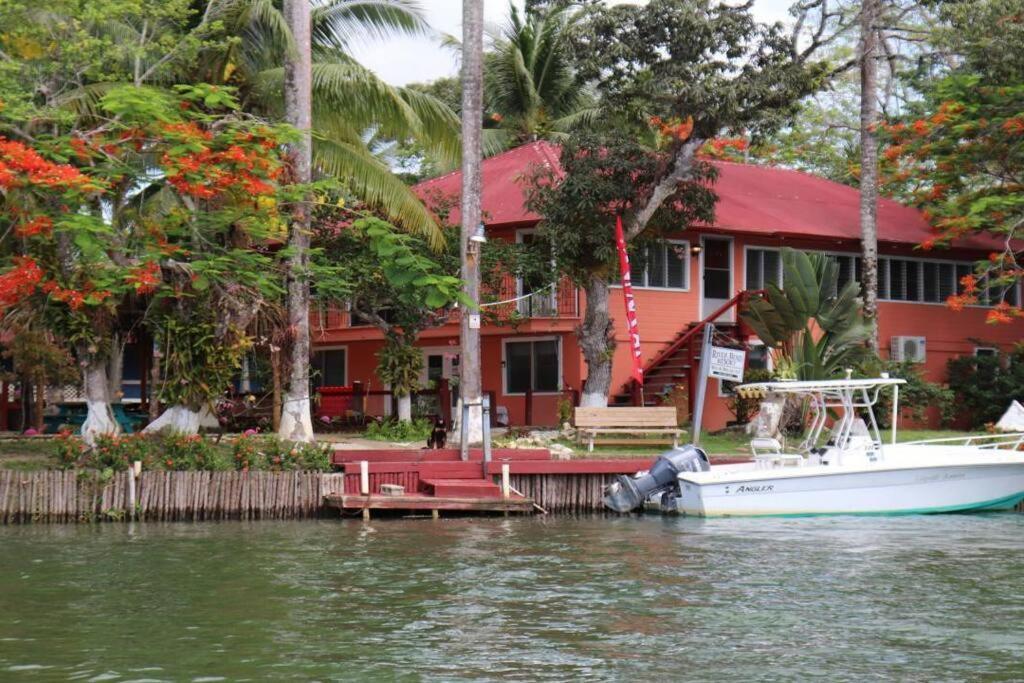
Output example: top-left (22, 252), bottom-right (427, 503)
top-left (271, 347), bottom-right (282, 432)
top-left (143, 404), bottom-right (218, 435)
top-left (148, 346), bottom-right (161, 423)
top-left (80, 353), bottom-right (118, 445)
top-left (278, 0), bottom-right (315, 442)
top-left (578, 273), bottom-right (615, 407)
top-left (396, 393), bottom-right (412, 422)
top-left (859, 0), bottom-right (880, 353)
top-left (457, 0), bottom-right (485, 445)
top-left (33, 372), bottom-right (45, 432)
top-left (107, 332), bottom-right (123, 402)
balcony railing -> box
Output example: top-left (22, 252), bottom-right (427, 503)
top-left (482, 275), bottom-right (579, 321)
top-left (310, 276), bottom-right (580, 331)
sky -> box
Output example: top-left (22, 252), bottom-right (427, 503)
top-left (350, 0), bottom-right (798, 87)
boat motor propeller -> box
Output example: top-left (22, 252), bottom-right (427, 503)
top-left (602, 445), bottom-right (709, 513)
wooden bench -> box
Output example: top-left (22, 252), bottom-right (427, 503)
top-left (574, 406), bottom-right (683, 452)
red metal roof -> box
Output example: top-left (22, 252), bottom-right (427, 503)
top-left (414, 140), bottom-right (1000, 251)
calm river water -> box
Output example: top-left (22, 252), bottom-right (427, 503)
top-left (2, 515), bottom-right (1023, 681)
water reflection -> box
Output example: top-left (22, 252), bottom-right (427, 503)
top-left (1, 515), bottom-right (1023, 681)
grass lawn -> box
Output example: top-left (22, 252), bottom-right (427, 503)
top-left (562, 428), bottom-right (983, 459)
top-left (0, 437), bottom-right (59, 471)
top-left (0, 427), bottom-right (993, 470)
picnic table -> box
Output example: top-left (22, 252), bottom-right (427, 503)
top-left (42, 403), bottom-right (147, 434)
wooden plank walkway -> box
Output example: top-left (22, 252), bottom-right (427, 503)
top-left (324, 492), bottom-right (534, 515)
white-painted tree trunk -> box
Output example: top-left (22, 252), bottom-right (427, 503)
top-left (451, 400), bottom-right (484, 446)
top-left (143, 404), bottom-right (218, 435)
top-left (396, 394), bottom-right (412, 422)
top-left (457, 0), bottom-right (485, 447)
top-left (279, 396), bottom-right (313, 440)
top-left (278, 0), bottom-right (315, 443)
top-left (80, 358), bottom-right (119, 445)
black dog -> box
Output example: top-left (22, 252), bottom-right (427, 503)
top-left (427, 415), bottom-right (448, 449)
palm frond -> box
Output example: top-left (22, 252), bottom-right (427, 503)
top-left (256, 59), bottom-right (458, 160)
top-left (394, 85), bottom-right (460, 166)
top-left (51, 82), bottom-right (122, 121)
top-left (312, 0), bottom-right (428, 53)
top-left (314, 134), bottom-right (443, 249)
top-left (212, 0), bottom-right (296, 74)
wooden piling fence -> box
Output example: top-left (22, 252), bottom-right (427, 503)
top-left (0, 470), bottom-right (330, 523)
top-left (2, 469), bottom-right (1021, 522)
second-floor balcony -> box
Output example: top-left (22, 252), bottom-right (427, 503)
top-left (310, 275), bottom-right (580, 332)
top-left (483, 274), bottom-right (579, 321)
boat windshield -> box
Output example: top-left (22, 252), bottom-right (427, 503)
top-left (736, 378), bottom-right (907, 454)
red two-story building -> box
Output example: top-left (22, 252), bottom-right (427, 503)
top-left (310, 141), bottom-right (1023, 430)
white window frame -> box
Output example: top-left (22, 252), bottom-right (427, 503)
top-left (749, 247), bottom-right (1020, 309)
top-left (311, 345), bottom-right (349, 388)
top-left (699, 235), bottom-right (736, 321)
top-left (633, 239), bottom-right (691, 291)
top-left (742, 245), bottom-right (784, 291)
top-left (973, 346), bottom-right (999, 357)
top-left (501, 336), bottom-right (562, 396)
top-left (419, 346), bottom-right (458, 386)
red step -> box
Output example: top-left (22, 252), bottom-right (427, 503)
top-left (332, 448), bottom-right (551, 465)
top-left (421, 478), bottom-right (503, 498)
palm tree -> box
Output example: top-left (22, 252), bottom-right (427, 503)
top-left (741, 249), bottom-right (873, 380)
top-left (484, 2), bottom-right (594, 148)
top-left (279, 0), bottom-right (315, 442)
top-left (210, 0), bottom-right (456, 243)
top-left (459, 0), bottom-right (485, 445)
top-left (206, 0), bottom-right (456, 438)
top-left (859, 0), bottom-right (881, 353)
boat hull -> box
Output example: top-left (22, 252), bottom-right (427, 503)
top-left (675, 462), bottom-right (1024, 517)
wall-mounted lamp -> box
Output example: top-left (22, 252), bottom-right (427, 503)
top-left (690, 244), bottom-right (703, 257)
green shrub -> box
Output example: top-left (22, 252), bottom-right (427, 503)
top-left (53, 431), bottom-right (87, 469)
top-left (364, 418), bottom-right (432, 442)
top-left (947, 347), bottom-right (1024, 429)
top-left (295, 441), bottom-right (332, 471)
top-left (858, 359), bottom-right (955, 428)
top-left (159, 434), bottom-right (230, 471)
top-left (85, 433), bottom-right (159, 471)
top-left (230, 433), bottom-right (265, 471)
top-left (557, 396), bottom-right (573, 426)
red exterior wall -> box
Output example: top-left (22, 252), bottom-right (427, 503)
top-left (314, 228), bottom-right (1024, 431)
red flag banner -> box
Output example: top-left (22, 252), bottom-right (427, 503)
top-left (614, 215), bottom-right (644, 385)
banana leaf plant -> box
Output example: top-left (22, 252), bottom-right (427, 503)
top-left (741, 249), bottom-right (873, 380)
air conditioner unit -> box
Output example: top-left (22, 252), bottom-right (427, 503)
top-left (891, 336), bottom-right (926, 363)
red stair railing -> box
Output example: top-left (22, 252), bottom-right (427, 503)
top-left (628, 289), bottom-right (762, 406)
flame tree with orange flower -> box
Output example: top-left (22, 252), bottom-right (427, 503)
top-left (880, 0), bottom-right (1024, 325)
top-left (0, 84), bottom-right (291, 441)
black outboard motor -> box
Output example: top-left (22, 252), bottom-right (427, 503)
top-left (602, 445), bottom-right (709, 513)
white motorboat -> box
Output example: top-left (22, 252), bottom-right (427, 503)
top-left (604, 377), bottom-right (1024, 517)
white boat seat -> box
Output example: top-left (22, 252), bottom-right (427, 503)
top-left (750, 437), bottom-right (783, 455)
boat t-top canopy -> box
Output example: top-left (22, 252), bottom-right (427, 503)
top-left (736, 376), bottom-right (908, 451)
top-left (736, 377), bottom-right (906, 397)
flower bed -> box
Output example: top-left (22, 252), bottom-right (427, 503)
top-left (52, 432), bottom-right (332, 472)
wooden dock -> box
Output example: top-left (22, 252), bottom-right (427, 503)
top-left (324, 447), bottom-right (670, 518)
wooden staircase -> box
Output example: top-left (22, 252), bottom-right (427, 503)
top-left (610, 291), bottom-right (758, 413)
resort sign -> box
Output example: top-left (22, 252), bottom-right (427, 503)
top-left (708, 346), bottom-right (746, 382)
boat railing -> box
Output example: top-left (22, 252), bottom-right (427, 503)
top-left (901, 433), bottom-right (1024, 450)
